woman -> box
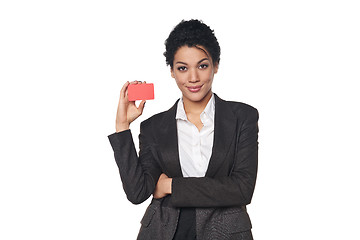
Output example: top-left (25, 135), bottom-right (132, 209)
top-left (108, 19), bottom-right (259, 240)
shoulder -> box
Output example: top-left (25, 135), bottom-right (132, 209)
top-left (140, 99), bottom-right (179, 129)
top-left (228, 101), bottom-right (259, 121)
top-left (141, 110), bottom-right (169, 127)
top-left (215, 94), bottom-right (259, 120)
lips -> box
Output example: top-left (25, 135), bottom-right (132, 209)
top-left (187, 85), bottom-right (202, 93)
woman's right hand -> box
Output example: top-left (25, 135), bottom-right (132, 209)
top-left (115, 81), bottom-right (146, 132)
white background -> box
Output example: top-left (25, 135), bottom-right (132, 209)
top-left (1, 0), bottom-right (359, 239)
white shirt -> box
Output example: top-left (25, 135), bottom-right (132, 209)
top-left (175, 94), bottom-right (215, 177)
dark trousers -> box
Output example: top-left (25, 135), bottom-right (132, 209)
top-left (172, 208), bottom-right (196, 240)
top-left (172, 208), bottom-right (254, 240)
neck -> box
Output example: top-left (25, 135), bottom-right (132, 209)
top-left (183, 91), bottom-right (213, 115)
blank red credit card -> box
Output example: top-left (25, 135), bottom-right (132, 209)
top-left (127, 83), bottom-right (154, 101)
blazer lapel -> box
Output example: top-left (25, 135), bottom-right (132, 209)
top-left (156, 94), bottom-right (237, 178)
top-left (205, 94), bottom-right (237, 177)
top-left (157, 99), bottom-right (184, 178)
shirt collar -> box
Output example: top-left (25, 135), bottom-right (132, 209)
top-left (176, 93), bottom-right (215, 124)
top-left (176, 98), bottom-right (187, 121)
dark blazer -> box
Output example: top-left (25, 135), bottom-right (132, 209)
top-left (108, 93), bottom-right (259, 240)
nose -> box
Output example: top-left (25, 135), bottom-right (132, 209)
top-left (189, 68), bottom-right (200, 83)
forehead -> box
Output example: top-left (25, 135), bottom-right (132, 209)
top-left (174, 45), bottom-right (211, 63)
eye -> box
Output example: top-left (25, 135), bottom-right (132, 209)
top-left (177, 66), bottom-right (187, 71)
top-left (199, 64), bottom-right (209, 69)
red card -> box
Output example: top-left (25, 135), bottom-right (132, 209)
top-left (128, 83), bottom-right (154, 101)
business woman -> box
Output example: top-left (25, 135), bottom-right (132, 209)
top-left (108, 19), bottom-right (259, 240)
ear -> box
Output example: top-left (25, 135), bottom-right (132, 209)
top-left (213, 62), bottom-right (219, 74)
top-left (170, 67), bottom-right (175, 78)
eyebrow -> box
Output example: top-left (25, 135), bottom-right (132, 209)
top-left (175, 58), bottom-right (209, 65)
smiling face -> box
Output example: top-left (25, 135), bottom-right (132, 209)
top-left (171, 45), bottom-right (218, 105)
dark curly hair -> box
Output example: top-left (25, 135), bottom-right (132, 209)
top-left (164, 19), bottom-right (221, 68)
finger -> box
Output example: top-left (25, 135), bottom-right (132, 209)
top-left (129, 80), bottom-right (140, 85)
top-left (120, 81), bottom-right (129, 100)
top-left (138, 100), bottom-right (146, 113)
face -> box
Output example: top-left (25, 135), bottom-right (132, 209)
top-left (171, 45), bottom-right (218, 104)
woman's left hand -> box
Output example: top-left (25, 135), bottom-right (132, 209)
top-left (153, 173), bottom-right (172, 199)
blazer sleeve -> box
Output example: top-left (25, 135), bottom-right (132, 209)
top-left (108, 123), bottom-right (162, 205)
top-left (170, 107), bottom-right (259, 208)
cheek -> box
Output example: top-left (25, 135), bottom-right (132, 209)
top-left (175, 74), bottom-right (187, 85)
top-left (175, 78), bottom-right (185, 89)
top-left (202, 71), bottom-right (214, 81)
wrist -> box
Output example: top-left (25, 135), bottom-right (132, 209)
top-left (116, 123), bottom-right (130, 132)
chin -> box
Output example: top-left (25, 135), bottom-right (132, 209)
top-left (188, 96), bottom-right (205, 102)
